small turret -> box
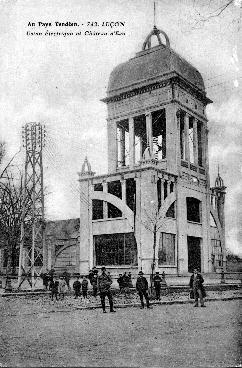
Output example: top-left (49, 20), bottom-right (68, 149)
top-left (215, 165), bottom-right (225, 189)
top-left (80, 156), bottom-right (95, 178)
top-left (212, 166), bottom-right (226, 228)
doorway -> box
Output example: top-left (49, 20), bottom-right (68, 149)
top-left (187, 236), bottom-right (201, 272)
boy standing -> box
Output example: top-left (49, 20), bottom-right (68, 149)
top-left (82, 276), bottom-right (89, 299)
top-left (73, 276), bottom-right (81, 299)
top-left (50, 278), bottom-right (59, 301)
top-left (153, 271), bottom-right (162, 300)
top-left (58, 276), bottom-right (67, 300)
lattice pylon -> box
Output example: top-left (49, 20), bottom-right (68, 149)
top-left (18, 122), bottom-right (47, 289)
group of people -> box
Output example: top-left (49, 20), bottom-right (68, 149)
top-left (117, 272), bottom-right (133, 293)
top-left (41, 269), bottom-right (71, 292)
top-left (42, 267), bottom-right (206, 309)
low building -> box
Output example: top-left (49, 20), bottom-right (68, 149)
top-left (0, 218), bottom-right (80, 276)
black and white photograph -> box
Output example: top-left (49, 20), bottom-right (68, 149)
top-left (0, 0), bottom-right (241, 367)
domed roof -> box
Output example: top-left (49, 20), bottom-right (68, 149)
top-left (107, 27), bottom-right (206, 98)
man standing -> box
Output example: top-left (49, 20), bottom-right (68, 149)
top-left (50, 277), bottom-right (59, 301)
top-left (153, 271), bottom-right (162, 300)
top-left (122, 272), bottom-right (130, 296)
top-left (58, 276), bottom-right (67, 300)
top-left (73, 276), bottom-right (81, 299)
top-left (98, 267), bottom-right (116, 313)
top-left (92, 273), bottom-right (98, 297)
top-left (63, 270), bottom-right (71, 291)
top-left (41, 272), bottom-right (49, 290)
top-left (189, 269), bottom-right (206, 307)
top-left (82, 275), bottom-right (89, 300)
top-left (117, 273), bottom-right (123, 292)
top-left (136, 271), bottom-right (151, 309)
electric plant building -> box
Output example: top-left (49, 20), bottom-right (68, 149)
top-left (79, 27), bottom-right (226, 277)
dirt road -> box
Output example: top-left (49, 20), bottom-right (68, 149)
top-left (0, 299), bottom-right (241, 367)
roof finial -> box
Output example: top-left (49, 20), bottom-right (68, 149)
top-left (218, 164), bottom-right (220, 176)
top-left (153, 0), bottom-right (156, 27)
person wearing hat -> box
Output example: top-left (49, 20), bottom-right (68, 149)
top-left (97, 267), bottom-right (116, 313)
top-left (153, 271), bottom-right (162, 301)
top-left (189, 269), bottom-right (206, 307)
top-left (136, 271), bottom-right (151, 309)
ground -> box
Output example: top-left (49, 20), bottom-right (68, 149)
top-left (0, 295), bottom-right (241, 367)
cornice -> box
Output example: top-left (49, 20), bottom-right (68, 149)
top-left (102, 75), bottom-right (212, 105)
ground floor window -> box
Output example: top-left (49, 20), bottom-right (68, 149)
top-left (158, 232), bottom-right (175, 265)
top-left (211, 239), bottom-right (223, 268)
top-left (94, 232), bottom-right (137, 266)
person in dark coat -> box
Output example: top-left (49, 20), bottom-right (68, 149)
top-left (189, 269), bottom-right (206, 307)
top-left (153, 271), bottom-right (162, 300)
top-left (82, 276), bottom-right (89, 299)
top-left (88, 269), bottom-right (94, 284)
top-left (98, 267), bottom-right (115, 313)
top-left (73, 276), bottom-right (81, 299)
top-left (136, 271), bottom-right (151, 309)
top-left (50, 278), bottom-right (59, 301)
top-left (117, 274), bottom-right (123, 291)
top-left (48, 268), bottom-right (55, 290)
top-left (122, 272), bottom-right (130, 296)
top-left (41, 272), bottom-right (49, 290)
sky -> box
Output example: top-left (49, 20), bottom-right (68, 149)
top-left (0, 0), bottom-right (241, 256)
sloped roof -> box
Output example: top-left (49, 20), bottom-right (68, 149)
top-left (107, 45), bottom-right (205, 97)
top-left (106, 26), bottom-right (207, 99)
top-left (46, 218), bottom-right (80, 240)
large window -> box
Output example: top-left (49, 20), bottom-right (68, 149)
top-left (94, 233), bottom-right (137, 266)
top-left (158, 232), bottom-right (176, 265)
top-left (186, 197), bottom-right (201, 223)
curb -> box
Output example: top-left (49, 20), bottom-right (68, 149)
top-left (1, 296), bottom-right (241, 316)
top-left (1, 283), bottom-right (241, 297)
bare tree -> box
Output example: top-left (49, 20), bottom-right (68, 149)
top-left (0, 164), bottom-right (33, 277)
top-left (0, 141), bottom-right (6, 165)
top-left (141, 204), bottom-right (166, 292)
top-left (0, 142), bottom-right (21, 181)
top-left (181, 0), bottom-right (241, 30)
